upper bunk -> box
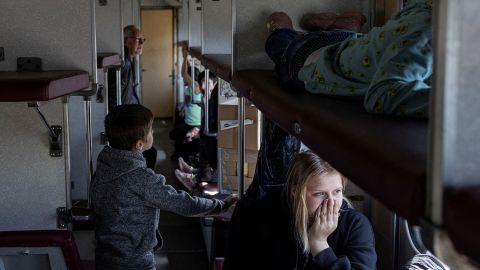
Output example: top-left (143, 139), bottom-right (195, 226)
top-left (97, 53), bottom-right (121, 69)
top-left (0, 71), bottom-right (90, 102)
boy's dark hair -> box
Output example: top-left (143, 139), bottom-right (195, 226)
top-left (105, 104), bottom-right (154, 150)
top-left (197, 70), bottom-right (217, 84)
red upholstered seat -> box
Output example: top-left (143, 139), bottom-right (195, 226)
top-left (0, 230), bottom-right (94, 270)
top-left (215, 257), bottom-right (224, 270)
top-left (0, 70), bottom-right (90, 101)
top-left (445, 187), bottom-right (480, 264)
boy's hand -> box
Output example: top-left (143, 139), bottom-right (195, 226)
top-left (205, 194), bottom-right (238, 220)
top-left (223, 194), bottom-right (238, 209)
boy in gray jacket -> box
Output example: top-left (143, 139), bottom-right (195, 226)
top-left (91, 104), bottom-right (233, 270)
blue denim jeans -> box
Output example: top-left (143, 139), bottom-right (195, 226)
top-left (265, 28), bottom-right (356, 88)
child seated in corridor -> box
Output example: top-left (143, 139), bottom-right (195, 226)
top-left (265, 0), bottom-right (432, 117)
top-left (91, 104), bottom-right (235, 270)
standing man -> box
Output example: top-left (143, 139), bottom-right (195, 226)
top-left (108, 25), bottom-right (158, 170)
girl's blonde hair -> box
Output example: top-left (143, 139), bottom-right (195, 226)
top-left (283, 151), bottom-right (348, 254)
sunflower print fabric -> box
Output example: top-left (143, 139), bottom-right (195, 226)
top-left (298, 0), bottom-right (432, 117)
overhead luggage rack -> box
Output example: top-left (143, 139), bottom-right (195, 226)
top-left (231, 69), bottom-right (428, 223)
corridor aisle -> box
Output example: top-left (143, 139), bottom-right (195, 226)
top-left (152, 119), bottom-right (210, 270)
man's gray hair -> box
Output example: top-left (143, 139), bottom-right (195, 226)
top-left (124, 25), bottom-right (139, 37)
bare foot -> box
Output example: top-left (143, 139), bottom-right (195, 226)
top-left (267, 11), bottom-right (294, 33)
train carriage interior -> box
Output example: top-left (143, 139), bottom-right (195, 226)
top-left (0, 0), bottom-right (480, 269)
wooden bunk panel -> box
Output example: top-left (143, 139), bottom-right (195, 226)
top-left (445, 187), bottom-right (480, 264)
top-left (232, 70), bottom-right (428, 223)
top-left (97, 53), bottom-right (121, 68)
top-left (204, 54), bottom-right (232, 82)
top-left (0, 71), bottom-right (90, 102)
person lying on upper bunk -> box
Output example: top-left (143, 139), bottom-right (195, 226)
top-left (224, 151), bottom-right (377, 270)
top-left (265, 0), bottom-right (432, 118)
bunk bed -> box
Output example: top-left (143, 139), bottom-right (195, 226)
top-left (194, 48), bottom-right (429, 224)
top-left (231, 70), bottom-right (428, 223)
top-left (201, 60), bottom-right (480, 265)
top-left (185, 0), bottom-right (480, 264)
top-left (0, 70), bottom-right (92, 269)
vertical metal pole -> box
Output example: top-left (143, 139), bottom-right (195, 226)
top-left (63, 97), bottom-right (71, 210)
top-left (120, 0), bottom-right (124, 61)
top-left (428, 0), bottom-right (454, 226)
top-left (190, 56), bottom-right (196, 91)
top-left (201, 68), bottom-right (217, 137)
top-left (88, 0), bottom-right (97, 209)
top-left (203, 68), bottom-right (210, 135)
top-left (237, 96), bottom-right (245, 197)
top-left (104, 68), bottom-right (109, 115)
top-left (217, 148), bottom-right (223, 193)
top-left (135, 56), bottom-right (141, 103)
top-left (118, 0), bottom-right (124, 107)
top-left (90, 0), bottom-right (98, 85)
top-left (116, 66), bottom-right (122, 106)
top-left (85, 97), bottom-right (94, 208)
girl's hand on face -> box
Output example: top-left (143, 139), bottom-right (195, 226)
top-left (308, 199), bottom-right (341, 255)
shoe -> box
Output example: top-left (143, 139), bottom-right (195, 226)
top-left (301, 12), bottom-right (366, 32)
top-left (178, 157), bottom-right (193, 173)
top-left (175, 169), bottom-right (195, 191)
top-left (267, 11), bottom-right (294, 33)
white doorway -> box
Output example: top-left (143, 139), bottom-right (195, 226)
top-left (141, 9), bottom-right (174, 118)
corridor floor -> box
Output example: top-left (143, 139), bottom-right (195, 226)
top-left (152, 118), bottom-right (210, 270)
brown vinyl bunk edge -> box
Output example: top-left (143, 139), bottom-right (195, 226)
top-left (0, 70), bottom-right (90, 101)
top-left (97, 52), bottom-right (121, 68)
top-left (203, 54), bottom-right (232, 82)
top-left (232, 70), bottom-right (428, 224)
